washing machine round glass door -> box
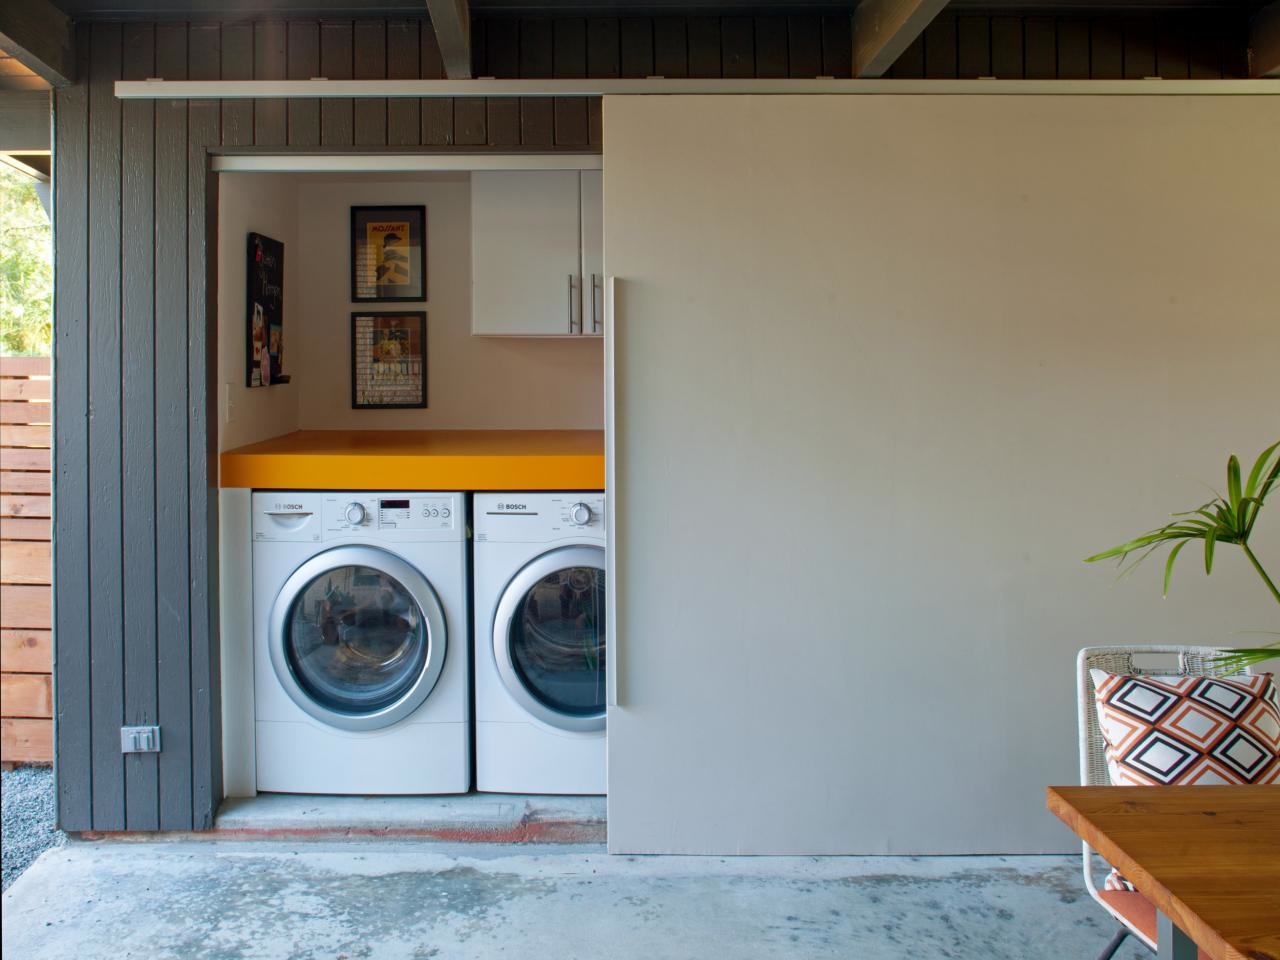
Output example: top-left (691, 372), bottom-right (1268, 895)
top-left (268, 545), bottom-right (448, 732)
top-left (493, 544), bottom-right (606, 733)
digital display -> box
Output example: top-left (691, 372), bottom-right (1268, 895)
top-left (380, 499), bottom-right (410, 510)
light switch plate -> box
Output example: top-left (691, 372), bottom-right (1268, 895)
top-left (121, 725), bottom-right (161, 753)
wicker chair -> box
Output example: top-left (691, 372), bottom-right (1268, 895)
top-left (1076, 646), bottom-right (1247, 960)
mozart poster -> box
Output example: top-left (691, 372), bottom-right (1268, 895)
top-left (351, 206), bottom-right (426, 302)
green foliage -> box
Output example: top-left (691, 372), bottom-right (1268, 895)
top-left (1085, 441), bottom-right (1280, 672)
top-left (0, 166), bottom-right (53, 356)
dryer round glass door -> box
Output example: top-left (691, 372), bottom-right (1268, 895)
top-left (493, 544), bottom-right (606, 733)
top-left (268, 545), bottom-right (448, 732)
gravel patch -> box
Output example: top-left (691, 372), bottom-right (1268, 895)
top-left (2, 766), bottom-right (65, 892)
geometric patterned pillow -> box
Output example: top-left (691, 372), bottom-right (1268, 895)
top-left (1090, 670), bottom-right (1280, 786)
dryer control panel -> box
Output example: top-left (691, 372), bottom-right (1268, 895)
top-left (323, 493), bottom-right (459, 537)
top-left (474, 493), bottom-right (605, 543)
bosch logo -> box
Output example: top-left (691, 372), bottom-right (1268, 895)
top-left (501, 503), bottom-right (527, 511)
top-left (276, 503), bottom-right (305, 510)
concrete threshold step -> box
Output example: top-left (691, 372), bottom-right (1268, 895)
top-left (210, 793), bottom-right (607, 844)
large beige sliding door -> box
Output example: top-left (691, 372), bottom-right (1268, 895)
top-left (604, 94), bottom-right (1279, 855)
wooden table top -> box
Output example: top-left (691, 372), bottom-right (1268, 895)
top-left (1047, 786), bottom-right (1280, 960)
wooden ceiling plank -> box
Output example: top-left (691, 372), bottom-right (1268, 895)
top-left (1251, 1), bottom-right (1280, 77)
top-left (852, 0), bottom-right (950, 78)
top-left (0, 0), bottom-right (74, 88)
top-left (0, 91), bottom-right (51, 152)
top-left (426, 0), bottom-right (474, 79)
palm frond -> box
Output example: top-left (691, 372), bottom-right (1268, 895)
top-left (1209, 637), bottom-right (1280, 675)
top-left (1084, 440), bottom-right (1280, 604)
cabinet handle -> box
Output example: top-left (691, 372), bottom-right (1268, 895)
top-left (590, 274), bottom-right (600, 333)
top-left (568, 273), bottom-right (578, 333)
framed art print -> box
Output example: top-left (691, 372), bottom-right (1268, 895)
top-left (351, 205), bottom-right (426, 302)
top-left (351, 311), bottom-right (427, 409)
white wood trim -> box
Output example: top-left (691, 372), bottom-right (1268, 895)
top-left (218, 488), bottom-right (256, 799)
top-left (211, 153), bottom-right (602, 173)
top-left (118, 78), bottom-right (1280, 100)
top-left (604, 275), bottom-right (618, 710)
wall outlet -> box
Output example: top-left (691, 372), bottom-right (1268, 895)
top-left (121, 725), bottom-right (161, 754)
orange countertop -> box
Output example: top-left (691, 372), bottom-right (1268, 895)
top-left (219, 430), bottom-right (604, 491)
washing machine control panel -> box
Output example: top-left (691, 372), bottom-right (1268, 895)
top-left (322, 493), bottom-right (458, 537)
top-left (253, 493), bottom-right (325, 542)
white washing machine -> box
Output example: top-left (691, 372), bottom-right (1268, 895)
top-left (252, 491), bottom-right (469, 794)
top-left (473, 492), bottom-right (607, 794)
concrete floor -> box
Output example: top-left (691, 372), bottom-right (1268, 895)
top-left (1, 841), bottom-right (1149, 960)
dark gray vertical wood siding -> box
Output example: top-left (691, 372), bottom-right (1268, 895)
top-left (387, 21), bottom-right (421, 146)
top-left (53, 24), bottom-right (92, 832)
top-left (187, 21), bottom-right (221, 830)
top-left (254, 21), bottom-right (288, 145)
top-left (889, 10), bottom-right (1249, 79)
top-left (221, 23), bottom-right (254, 146)
top-left (53, 9), bottom-right (1252, 832)
top-left (287, 22), bottom-right (322, 148)
top-left (120, 20), bottom-right (158, 832)
top-left (86, 21), bottom-right (124, 830)
top-left (152, 19), bottom-right (192, 832)
top-left (353, 21), bottom-right (388, 146)
top-left (519, 20), bottom-right (553, 147)
top-left (320, 21), bottom-right (355, 146)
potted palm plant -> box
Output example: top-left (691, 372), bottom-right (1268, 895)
top-left (1085, 440), bottom-right (1279, 671)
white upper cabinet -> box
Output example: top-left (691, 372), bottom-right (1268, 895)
top-left (471, 169), bottom-right (603, 337)
top-left (579, 170), bottom-right (603, 337)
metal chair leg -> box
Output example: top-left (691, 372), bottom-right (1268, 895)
top-left (1096, 926), bottom-right (1133, 960)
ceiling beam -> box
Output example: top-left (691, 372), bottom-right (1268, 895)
top-left (0, 0), bottom-right (74, 88)
top-left (0, 153), bottom-right (51, 183)
top-left (852, 0), bottom-right (948, 79)
top-left (426, 0), bottom-right (473, 80)
top-left (1250, 1), bottom-right (1280, 78)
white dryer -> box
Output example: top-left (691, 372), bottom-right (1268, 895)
top-left (473, 492), bottom-right (606, 794)
top-left (252, 491), bottom-right (469, 795)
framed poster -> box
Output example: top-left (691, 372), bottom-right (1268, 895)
top-left (351, 311), bottom-right (428, 409)
top-left (350, 205), bottom-right (427, 302)
top-left (246, 232), bottom-right (288, 387)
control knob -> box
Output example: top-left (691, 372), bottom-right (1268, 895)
top-left (569, 502), bottom-right (593, 526)
top-left (344, 502), bottom-right (366, 525)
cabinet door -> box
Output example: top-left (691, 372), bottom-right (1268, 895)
top-left (472, 170), bottom-right (583, 336)
top-left (579, 171), bottom-right (604, 337)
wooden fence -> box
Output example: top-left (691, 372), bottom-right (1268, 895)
top-left (1, 356), bottom-right (52, 765)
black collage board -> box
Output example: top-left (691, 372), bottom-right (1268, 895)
top-left (246, 233), bottom-right (289, 387)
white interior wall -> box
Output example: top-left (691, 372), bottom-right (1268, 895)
top-left (604, 94), bottom-right (1280, 855)
top-left (217, 173), bottom-right (301, 452)
top-left (216, 173), bottom-right (301, 793)
top-left (295, 174), bottom-right (604, 431)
